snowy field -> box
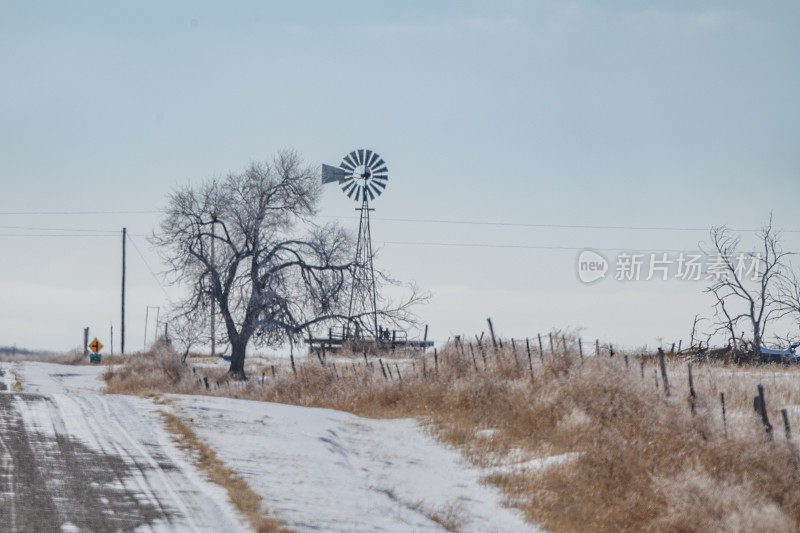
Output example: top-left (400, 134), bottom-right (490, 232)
top-left (3, 361), bottom-right (536, 532)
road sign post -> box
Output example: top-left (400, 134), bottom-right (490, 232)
top-left (89, 338), bottom-right (103, 364)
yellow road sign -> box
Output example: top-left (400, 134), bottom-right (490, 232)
top-left (89, 338), bottom-right (103, 354)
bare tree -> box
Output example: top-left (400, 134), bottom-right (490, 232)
top-left (703, 215), bottom-right (791, 356)
top-left (168, 310), bottom-right (209, 363)
top-left (154, 150), bottom-right (422, 378)
top-left (777, 265), bottom-right (800, 343)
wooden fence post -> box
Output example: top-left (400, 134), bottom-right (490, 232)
top-left (487, 318), bottom-right (497, 350)
top-left (754, 384), bottom-right (773, 440)
top-left (511, 339), bottom-right (521, 373)
top-left (290, 353), bottom-right (296, 375)
top-left (469, 344), bottom-right (479, 372)
top-left (525, 338), bottom-right (534, 380)
top-left (434, 349), bottom-right (439, 373)
top-left (578, 338), bottom-right (583, 359)
top-left (720, 392), bottom-right (727, 438)
top-left (657, 347), bottom-right (670, 396)
top-left (595, 339), bottom-right (600, 357)
top-left (379, 358), bottom-right (388, 379)
top-left (687, 363), bottom-right (696, 415)
top-left (640, 360), bottom-right (645, 380)
top-left (548, 332), bottom-right (554, 353)
top-left (782, 409), bottom-right (792, 440)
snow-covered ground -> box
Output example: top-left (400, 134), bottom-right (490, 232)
top-left (170, 395), bottom-right (536, 532)
top-left (4, 361), bottom-right (247, 532)
top-left (6, 361), bottom-right (538, 532)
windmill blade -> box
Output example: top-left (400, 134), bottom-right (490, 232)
top-left (345, 182), bottom-right (358, 198)
top-left (373, 165), bottom-right (388, 174)
top-left (367, 151), bottom-right (379, 168)
top-left (372, 179), bottom-right (387, 190)
top-left (357, 149), bottom-right (365, 165)
top-left (369, 182), bottom-right (382, 197)
top-left (363, 149), bottom-right (373, 167)
top-left (342, 154), bottom-right (357, 169)
top-left (339, 159), bottom-right (355, 171)
top-left (372, 174), bottom-right (388, 181)
top-left (373, 158), bottom-right (385, 169)
top-left (349, 151), bottom-right (359, 166)
top-left (365, 185), bottom-right (375, 200)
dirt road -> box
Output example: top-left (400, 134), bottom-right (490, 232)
top-left (0, 363), bottom-right (245, 532)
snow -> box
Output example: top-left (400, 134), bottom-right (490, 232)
top-left (7, 361), bottom-right (249, 532)
top-left (169, 394), bottom-right (537, 532)
top-left (8, 361), bottom-right (542, 531)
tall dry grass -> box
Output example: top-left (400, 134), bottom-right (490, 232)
top-left (104, 333), bottom-right (800, 532)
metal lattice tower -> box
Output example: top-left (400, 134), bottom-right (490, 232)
top-left (322, 149), bottom-right (388, 338)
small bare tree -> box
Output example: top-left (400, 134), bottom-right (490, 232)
top-left (703, 215), bottom-right (791, 356)
top-left (169, 310), bottom-right (209, 363)
top-left (154, 150), bottom-right (422, 378)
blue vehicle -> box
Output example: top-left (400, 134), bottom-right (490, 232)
top-left (760, 343), bottom-right (800, 364)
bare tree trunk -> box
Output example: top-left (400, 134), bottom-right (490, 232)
top-left (229, 340), bottom-right (247, 379)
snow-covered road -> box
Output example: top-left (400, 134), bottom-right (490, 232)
top-left (2, 361), bottom-right (536, 532)
top-left (0, 362), bottom-right (246, 532)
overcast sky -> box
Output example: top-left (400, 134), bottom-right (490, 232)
top-left (1, 1), bottom-right (798, 352)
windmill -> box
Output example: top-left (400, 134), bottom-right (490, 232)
top-left (322, 149), bottom-right (388, 338)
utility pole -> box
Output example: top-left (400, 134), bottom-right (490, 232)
top-left (121, 227), bottom-right (126, 355)
top-left (211, 225), bottom-right (216, 357)
top-left (110, 323), bottom-right (114, 355)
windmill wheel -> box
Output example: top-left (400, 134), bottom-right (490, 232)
top-left (338, 149), bottom-right (388, 201)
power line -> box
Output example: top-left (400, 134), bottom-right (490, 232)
top-left (0, 208), bottom-right (795, 233)
top-left (0, 224), bottom-right (118, 233)
top-left (0, 233), bottom-right (119, 237)
top-left (327, 215), bottom-right (800, 234)
top-left (378, 240), bottom-right (705, 254)
top-left (127, 235), bottom-right (171, 300)
top-left (0, 210), bottom-right (160, 215)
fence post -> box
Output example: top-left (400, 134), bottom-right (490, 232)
top-left (640, 360), bottom-right (645, 380)
top-left (754, 384), bottom-right (773, 440)
top-left (720, 392), bottom-right (727, 438)
top-left (525, 338), bottom-right (534, 380)
top-left (781, 409), bottom-right (791, 440)
top-left (595, 339), bottom-right (600, 357)
top-left (657, 347), bottom-right (670, 396)
top-left (548, 332), bottom-right (554, 353)
top-left (434, 349), bottom-right (439, 373)
top-left (578, 338), bottom-right (583, 360)
top-left (379, 358), bottom-right (388, 380)
top-left (537, 334), bottom-right (544, 361)
top-left (687, 363), bottom-right (696, 415)
top-left (487, 318), bottom-right (497, 350)
top-left (469, 344), bottom-right (479, 372)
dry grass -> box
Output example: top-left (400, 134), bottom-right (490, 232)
top-left (104, 333), bottom-right (800, 532)
top-left (158, 406), bottom-right (286, 533)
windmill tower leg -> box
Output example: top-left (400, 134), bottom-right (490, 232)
top-left (347, 196), bottom-right (378, 339)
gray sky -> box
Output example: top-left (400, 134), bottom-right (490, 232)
top-left (1, 1), bottom-right (798, 352)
